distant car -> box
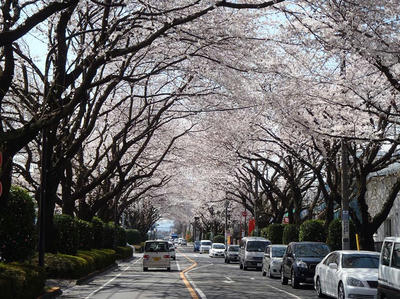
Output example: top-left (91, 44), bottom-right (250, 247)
top-left (209, 243), bottom-right (226, 257)
top-left (262, 244), bottom-right (287, 278)
top-left (168, 242), bottom-right (176, 260)
top-left (199, 240), bottom-right (212, 254)
top-left (142, 240), bottom-right (171, 271)
top-left (281, 241), bottom-right (330, 288)
top-left (314, 250), bottom-right (379, 299)
top-left (193, 241), bottom-right (201, 252)
top-left (225, 245), bottom-right (239, 263)
top-left (378, 237), bottom-right (400, 299)
top-left (180, 239), bottom-right (187, 246)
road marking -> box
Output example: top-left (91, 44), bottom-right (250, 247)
top-left (265, 284), bottom-right (302, 299)
top-left (178, 250), bottom-right (207, 299)
top-left (84, 257), bottom-right (141, 299)
top-left (223, 276), bottom-right (234, 284)
top-left (186, 263), bottom-right (213, 274)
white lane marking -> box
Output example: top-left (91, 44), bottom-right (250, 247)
top-left (186, 273), bottom-right (207, 299)
top-left (185, 263), bottom-right (213, 274)
top-left (176, 260), bottom-right (181, 271)
top-left (265, 284), bottom-right (302, 299)
top-left (250, 277), bottom-right (255, 280)
top-left (84, 257), bottom-right (142, 299)
top-left (223, 276), bottom-right (234, 284)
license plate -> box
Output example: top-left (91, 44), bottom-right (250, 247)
top-left (153, 257), bottom-right (160, 261)
top-left (257, 263), bottom-right (262, 267)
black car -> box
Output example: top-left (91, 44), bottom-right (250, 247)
top-left (224, 245), bottom-right (239, 263)
top-left (281, 241), bottom-right (330, 289)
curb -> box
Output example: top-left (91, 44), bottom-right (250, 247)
top-left (37, 287), bottom-right (62, 299)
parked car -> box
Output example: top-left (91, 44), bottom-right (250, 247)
top-left (281, 241), bottom-right (330, 288)
top-left (378, 237), bottom-right (400, 299)
top-left (314, 250), bottom-right (379, 299)
top-left (193, 240), bottom-right (201, 252)
top-left (168, 242), bottom-right (176, 260)
top-left (199, 240), bottom-right (212, 254)
top-left (239, 237), bottom-right (271, 270)
top-left (262, 244), bottom-right (287, 278)
top-left (225, 245), bottom-right (240, 263)
top-left (142, 240), bottom-right (171, 271)
top-left (209, 243), bottom-right (226, 257)
top-left (180, 239), bottom-right (187, 246)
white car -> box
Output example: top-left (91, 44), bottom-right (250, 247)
top-left (262, 244), bottom-right (287, 278)
top-left (168, 242), bottom-right (176, 260)
top-left (209, 243), bottom-right (226, 257)
top-left (142, 240), bottom-right (171, 271)
top-left (199, 240), bottom-right (212, 254)
top-left (314, 250), bottom-right (380, 299)
top-left (378, 237), bottom-right (400, 299)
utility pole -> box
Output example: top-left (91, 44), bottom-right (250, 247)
top-left (341, 139), bottom-right (350, 250)
top-left (254, 161), bottom-right (259, 236)
top-left (224, 199), bottom-right (228, 247)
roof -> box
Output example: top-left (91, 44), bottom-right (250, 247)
top-left (334, 250), bottom-right (379, 255)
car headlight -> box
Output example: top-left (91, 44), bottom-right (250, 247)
top-left (347, 277), bottom-right (364, 287)
top-left (295, 260), bottom-right (308, 268)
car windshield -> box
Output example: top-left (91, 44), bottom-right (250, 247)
top-left (213, 244), bottom-right (225, 249)
top-left (145, 242), bottom-right (169, 252)
top-left (201, 241), bottom-right (212, 246)
top-left (342, 254), bottom-right (379, 269)
top-left (272, 247), bottom-right (286, 257)
top-left (247, 241), bottom-right (270, 252)
top-left (294, 244), bottom-right (330, 257)
top-left (229, 246), bottom-right (239, 252)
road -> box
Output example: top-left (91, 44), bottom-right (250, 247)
top-left (60, 246), bottom-right (320, 299)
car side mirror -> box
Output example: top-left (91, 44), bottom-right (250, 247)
top-left (329, 263), bottom-right (338, 270)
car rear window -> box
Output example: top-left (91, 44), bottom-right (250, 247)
top-left (201, 241), bottom-right (212, 246)
top-left (272, 247), bottom-right (286, 257)
top-left (213, 244), bottom-right (225, 249)
top-left (229, 246), bottom-right (239, 252)
top-left (246, 241), bottom-right (270, 252)
top-left (145, 241), bottom-right (169, 252)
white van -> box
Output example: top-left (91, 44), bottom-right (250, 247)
top-left (143, 240), bottom-right (171, 271)
top-left (239, 236), bottom-right (271, 270)
top-left (378, 237), bottom-right (400, 299)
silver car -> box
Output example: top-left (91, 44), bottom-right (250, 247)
top-left (262, 244), bottom-right (287, 278)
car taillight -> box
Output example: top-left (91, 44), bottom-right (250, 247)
top-left (163, 255), bottom-right (170, 258)
top-left (143, 255), bottom-right (149, 259)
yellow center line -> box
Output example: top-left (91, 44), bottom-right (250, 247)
top-left (177, 249), bottom-right (199, 299)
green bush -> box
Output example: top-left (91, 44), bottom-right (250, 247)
top-left (265, 224), bottom-right (284, 244)
top-left (327, 219), bottom-right (357, 250)
top-left (299, 220), bottom-right (325, 242)
top-left (42, 253), bottom-right (91, 279)
top-left (115, 226), bottom-right (126, 247)
top-left (54, 214), bottom-right (79, 255)
top-left (213, 235), bottom-right (225, 243)
top-left (77, 219), bottom-right (94, 250)
top-left (0, 186), bottom-right (37, 262)
top-left (115, 246), bottom-right (133, 260)
top-left (102, 222), bottom-right (115, 248)
top-left (282, 224), bottom-right (299, 244)
top-left (91, 217), bottom-right (104, 249)
top-left (0, 262), bottom-right (46, 299)
top-left (126, 229), bottom-right (142, 245)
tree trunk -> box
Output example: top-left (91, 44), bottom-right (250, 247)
top-left (0, 148), bottom-right (13, 204)
top-left (358, 225), bottom-right (375, 251)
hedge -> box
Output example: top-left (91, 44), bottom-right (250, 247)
top-left (126, 229), bottom-right (142, 245)
top-left (0, 262), bottom-right (46, 299)
top-left (213, 235), bottom-right (225, 243)
top-left (102, 222), bottom-right (115, 248)
top-left (92, 217), bottom-right (104, 249)
top-left (299, 219), bottom-right (325, 242)
top-left (265, 224), bottom-right (284, 244)
top-left (115, 246), bottom-right (133, 260)
top-left (77, 219), bottom-right (94, 250)
top-left (282, 224), bottom-right (299, 244)
top-left (0, 186), bottom-right (37, 262)
top-left (327, 219), bottom-right (357, 250)
top-left (54, 214), bottom-right (79, 255)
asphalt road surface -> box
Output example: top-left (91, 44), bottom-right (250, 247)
top-left (60, 246), bottom-right (320, 299)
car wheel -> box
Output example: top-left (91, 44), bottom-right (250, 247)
top-left (143, 267), bottom-right (148, 272)
top-left (243, 263), bottom-right (248, 270)
top-left (268, 265), bottom-right (273, 278)
top-left (338, 282), bottom-right (345, 299)
top-left (316, 277), bottom-right (325, 298)
top-left (291, 270), bottom-right (299, 289)
top-left (281, 268), bottom-right (288, 285)
top-left (262, 266), bottom-right (267, 277)
top-left (173, 257), bottom-right (176, 260)
top-left (239, 261), bottom-right (243, 269)
top-left (167, 267), bottom-right (171, 272)
top-left (227, 258), bottom-right (230, 264)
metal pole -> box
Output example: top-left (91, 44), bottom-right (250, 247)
top-left (254, 161), bottom-right (259, 236)
top-left (38, 128), bottom-right (48, 267)
top-left (341, 139), bottom-right (350, 250)
top-left (225, 200), bottom-right (228, 247)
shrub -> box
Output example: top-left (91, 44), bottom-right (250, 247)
top-left (54, 214), bottom-right (79, 255)
top-left (260, 227), bottom-right (268, 239)
top-left (115, 246), bottom-right (133, 260)
top-left (327, 219), bottom-right (357, 250)
top-left (126, 229), bottom-right (141, 245)
top-left (213, 235), bottom-right (225, 243)
top-left (282, 224), bottom-right (299, 244)
top-left (102, 222), bottom-right (115, 248)
top-left (0, 186), bottom-right (37, 262)
top-left (299, 219), bottom-right (325, 242)
top-left (77, 219), bottom-right (94, 250)
top-left (0, 262), bottom-right (46, 299)
top-left (115, 226), bottom-right (127, 247)
top-left (91, 217), bottom-right (104, 249)
top-left (265, 224), bottom-right (284, 244)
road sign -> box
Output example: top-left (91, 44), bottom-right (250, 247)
top-left (242, 211), bottom-right (247, 217)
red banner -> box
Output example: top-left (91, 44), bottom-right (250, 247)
top-left (248, 218), bottom-right (255, 235)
